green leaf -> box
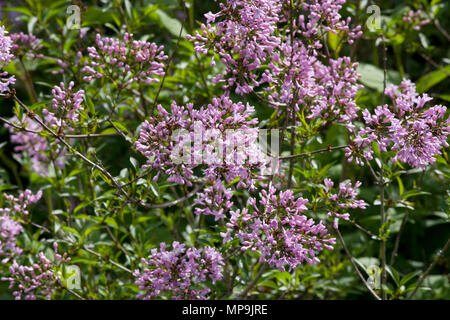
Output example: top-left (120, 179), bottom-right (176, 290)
top-left (400, 190), bottom-right (431, 200)
top-left (356, 63), bottom-right (401, 92)
top-left (400, 271), bottom-right (421, 286)
top-left (124, 0), bottom-right (133, 19)
top-left (437, 94), bottom-right (450, 102)
top-left (4, 7), bottom-right (33, 16)
top-left (327, 31), bottom-right (342, 55)
top-left (156, 9), bottom-right (186, 38)
top-left (386, 265), bottom-right (400, 287)
top-left (111, 121), bottom-right (129, 134)
top-left (416, 65), bottom-right (450, 93)
top-left (62, 225), bottom-right (81, 238)
top-left (396, 176), bottom-right (404, 196)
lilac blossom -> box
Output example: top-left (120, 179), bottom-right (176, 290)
top-left (0, 189), bottom-right (41, 263)
top-left (187, 0), bottom-right (282, 94)
top-left (402, 9), bottom-right (430, 31)
top-left (135, 95), bottom-right (265, 188)
top-left (82, 32), bottom-right (167, 85)
top-left (188, 1), bottom-right (362, 125)
top-left (6, 116), bottom-right (66, 176)
top-left (323, 179), bottom-right (367, 228)
top-left (0, 189), bottom-right (43, 217)
top-left (42, 81), bottom-right (85, 132)
top-left (221, 185), bottom-right (335, 271)
top-left (346, 79), bottom-right (449, 169)
top-left (0, 215), bottom-right (23, 263)
top-left (1, 243), bottom-right (71, 300)
top-left (194, 180), bottom-right (234, 221)
top-left (0, 25), bottom-right (15, 93)
top-left (10, 32), bottom-right (43, 59)
top-left (133, 242), bottom-right (224, 300)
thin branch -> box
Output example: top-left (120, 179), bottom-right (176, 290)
top-left (104, 224), bottom-right (130, 257)
top-left (11, 94), bottom-right (131, 202)
top-left (239, 264), bottom-right (267, 299)
top-left (407, 238), bottom-right (450, 299)
top-left (64, 133), bottom-right (121, 138)
top-left (63, 286), bottom-right (86, 300)
top-left (347, 219), bottom-right (380, 240)
top-left (18, 57), bottom-right (38, 103)
top-left (418, 52), bottom-right (450, 77)
top-left (379, 171), bottom-right (387, 300)
top-left (151, 1), bottom-right (187, 115)
top-left (279, 145), bottom-right (348, 160)
top-left (81, 244), bottom-right (133, 274)
top-left (390, 211), bottom-right (409, 265)
top-left (425, 13), bottom-right (450, 42)
top-left (139, 182), bottom-right (205, 209)
top-left (29, 220), bottom-right (133, 275)
top-left (380, 34), bottom-right (388, 300)
top-left (365, 159), bottom-right (379, 181)
top-left (287, 126), bottom-right (296, 188)
top-left (334, 226), bottom-right (382, 300)
top-left (0, 116), bottom-right (120, 138)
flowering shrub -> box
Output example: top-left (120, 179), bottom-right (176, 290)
top-left (222, 185), bottom-right (336, 271)
top-left (133, 242), bottom-right (224, 300)
top-left (346, 80), bottom-right (449, 168)
top-left (0, 26), bottom-right (15, 93)
top-left (0, 0), bottom-right (448, 301)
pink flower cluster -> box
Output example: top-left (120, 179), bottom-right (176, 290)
top-left (0, 25), bottom-right (15, 93)
top-left (6, 116), bottom-right (66, 176)
top-left (0, 215), bottom-right (22, 263)
top-left (323, 179), bottom-right (366, 228)
top-left (346, 79), bottom-right (449, 168)
top-left (133, 242), bottom-right (224, 300)
top-left (10, 32), bottom-right (43, 59)
top-left (221, 185), bottom-right (335, 271)
top-left (43, 81), bottom-right (85, 132)
top-left (135, 95), bottom-right (264, 187)
top-left (188, 0), bottom-right (362, 124)
top-left (402, 10), bottom-right (430, 31)
top-left (82, 33), bottom-right (167, 85)
top-left (194, 180), bottom-right (234, 221)
top-left (1, 243), bottom-right (71, 300)
top-left (0, 189), bottom-right (43, 217)
top-left (6, 81), bottom-right (82, 175)
top-left (0, 190), bottom-right (42, 263)
top-left (188, 0), bottom-right (283, 94)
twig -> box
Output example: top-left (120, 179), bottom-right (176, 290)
top-left (18, 57), bottom-right (38, 103)
top-left (334, 226), bottom-right (382, 300)
top-left (347, 219), bottom-right (380, 240)
top-left (390, 211), bottom-right (409, 265)
top-left (379, 170), bottom-right (387, 300)
top-left (104, 224), bottom-right (130, 257)
top-left (81, 244), bottom-right (133, 274)
top-left (427, 14), bottom-right (450, 42)
top-left (151, 1), bottom-right (187, 115)
top-left (287, 126), bottom-right (296, 188)
top-left (0, 116), bottom-right (120, 138)
top-left (10, 94), bottom-right (135, 204)
top-left (29, 221), bottom-right (133, 275)
top-left (279, 145), bottom-right (348, 160)
top-left (380, 34), bottom-right (388, 300)
top-left (365, 159), bottom-right (379, 181)
top-left (407, 238), bottom-right (450, 299)
top-left (139, 182), bottom-right (205, 209)
top-left (418, 52), bottom-right (450, 77)
top-left (63, 286), bottom-right (86, 300)
top-left (239, 264), bottom-right (267, 299)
